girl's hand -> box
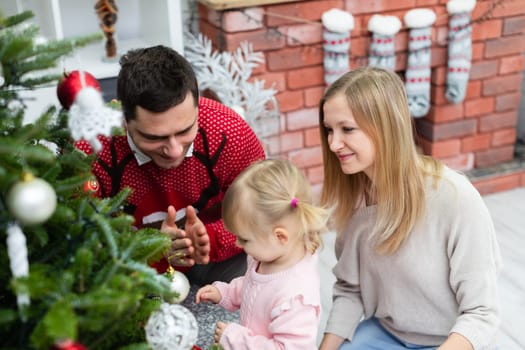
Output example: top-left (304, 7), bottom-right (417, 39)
top-left (196, 285), bottom-right (221, 304)
top-left (214, 321), bottom-right (229, 344)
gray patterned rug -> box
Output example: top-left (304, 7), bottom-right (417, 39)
top-left (182, 284), bottom-right (240, 349)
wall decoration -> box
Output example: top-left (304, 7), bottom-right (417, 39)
top-left (404, 8), bottom-right (436, 118)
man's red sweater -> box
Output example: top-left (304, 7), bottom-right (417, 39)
top-left (76, 97), bottom-right (265, 272)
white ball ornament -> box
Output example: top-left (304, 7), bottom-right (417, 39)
top-left (145, 303), bottom-right (198, 350)
top-left (7, 173), bottom-right (57, 225)
top-left (166, 266), bottom-right (190, 303)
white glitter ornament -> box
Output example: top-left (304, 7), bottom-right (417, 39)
top-left (7, 173), bottom-right (57, 225)
top-left (145, 303), bottom-right (198, 350)
top-left (67, 72), bottom-right (122, 153)
top-left (166, 266), bottom-right (190, 303)
top-left (6, 223), bottom-right (30, 308)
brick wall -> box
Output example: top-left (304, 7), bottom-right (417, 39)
top-left (197, 0), bottom-right (525, 193)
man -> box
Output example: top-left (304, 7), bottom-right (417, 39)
top-left (77, 45), bottom-right (265, 285)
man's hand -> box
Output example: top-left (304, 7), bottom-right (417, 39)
top-left (184, 205), bottom-right (210, 265)
top-left (160, 205), bottom-right (210, 267)
top-left (161, 205), bottom-right (194, 267)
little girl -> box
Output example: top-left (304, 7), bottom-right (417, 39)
top-left (196, 159), bottom-right (329, 349)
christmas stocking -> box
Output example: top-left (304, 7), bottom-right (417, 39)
top-left (367, 14), bottom-right (402, 71)
top-left (445, 0), bottom-right (476, 103)
top-left (321, 8), bottom-right (354, 85)
top-left (404, 9), bottom-right (436, 118)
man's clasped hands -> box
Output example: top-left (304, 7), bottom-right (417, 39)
top-left (161, 205), bottom-right (211, 267)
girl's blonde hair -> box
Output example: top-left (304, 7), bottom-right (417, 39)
top-left (223, 159), bottom-right (329, 254)
top-left (318, 66), bottom-right (442, 254)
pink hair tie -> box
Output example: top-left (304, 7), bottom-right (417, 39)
top-left (291, 198), bottom-right (298, 208)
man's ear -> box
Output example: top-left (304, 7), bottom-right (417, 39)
top-left (273, 227), bottom-right (289, 245)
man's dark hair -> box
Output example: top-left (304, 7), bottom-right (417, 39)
top-left (117, 45), bottom-right (199, 121)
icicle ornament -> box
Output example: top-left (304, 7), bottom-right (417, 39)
top-left (6, 223), bottom-right (30, 308)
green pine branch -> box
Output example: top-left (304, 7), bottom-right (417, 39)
top-left (0, 10), bottom-right (178, 350)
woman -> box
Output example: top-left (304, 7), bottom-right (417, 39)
top-left (318, 66), bottom-right (501, 350)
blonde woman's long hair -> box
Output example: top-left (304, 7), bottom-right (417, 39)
top-left (223, 159), bottom-right (329, 254)
top-left (319, 66), bottom-right (442, 254)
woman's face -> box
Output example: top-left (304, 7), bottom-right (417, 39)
top-left (322, 93), bottom-right (376, 178)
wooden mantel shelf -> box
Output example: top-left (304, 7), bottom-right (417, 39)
top-left (198, 0), bottom-right (299, 10)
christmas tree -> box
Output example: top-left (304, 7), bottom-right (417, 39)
top-left (0, 10), bottom-right (177, 350)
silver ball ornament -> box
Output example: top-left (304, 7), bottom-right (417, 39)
top-left (7, 174), bottom-right (57, 225)
top-left (145, 303), bottom-right (198, 350)
top-left (167, 268), bottom-right (190, 304)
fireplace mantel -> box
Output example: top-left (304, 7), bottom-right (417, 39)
top-left (198, 0), bottom-right (298, 10)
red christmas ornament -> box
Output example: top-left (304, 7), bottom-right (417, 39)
top-left (54, 340), bottom-right (87, 350)
top-left (82, 178), bottom-right (100, 193)
top-left (57, 70), bottom-right (101, 110)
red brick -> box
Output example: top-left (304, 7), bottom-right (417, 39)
top-left (215, 8), bottom-right (265, 32)
top-left (482, 73), bottom-right (522, 96)
top-left (395, 31), bottom-right (409, 54)
top-left (431, 66), bottom-right (447, 85)
top-left (471, 42), bottom-right (484, 61)
top-left (479, 110), bottom-right (518, 132)
top-left (252, 71), bottom-right (286, 92)
top-left (282, 23), bottom-right (323, 46)
top-left (469, 60), bottom-right (499, 80)
top-left (264, 134), bottom-right (281, 156)
top-left (492, 0), bottom-right (525, 18)
top-left (430, 46), bottom-right (448, 68)
top-left (288, 146), bottom-right (323, 168)
top-left (287, 66), bottom-right (325, 89)
top-left (279, 130), bottom-right (304, 152)
top-left (416, 119), bottom-right (477, 141)
top-left (492, 128), bottom-right (517, 147)
top-left (472, 173), bottom-right (521, 196)
top-left (461, 133), bottom-right (492, 152)
top-left (305, 127), bottom-right (321, 147)
top-left (276, 90), bottom-right (304, 112)
top-left (267, 46), bottom-right (323, 71)
top-left (418, 137), bottom-right (461, 158)
top-left (345, 0), bottom-right (417, 14)
top-left (433, 6), bottom-right (449, 27)
top-left (499, 55), bottom-right (525, 74)
top-left (350, 36), bottom-right (369, 58)
top-left (223, 28), bottom-right (286, 51)
top-left (304, 86), bottom-right (325, 107)
top-left (266, 1), bottom-right (343, 26)
top-left (464, 96), bottom-right (495, 118)
top-left (472, 19), bottom-right (502, 41)
top-left (416, 0), bottom-right (440, 6)
top-left (306, 165), bottom-right (324, 185)
top-left (353, 14), bottom-right (367, 38)
top-left (475, 145), bottom-right (514, 168)
top-left (495, 92), bottom-right (521, 112)
top-left (503, 16), bottom-right (525, 35)
top-left (441, 153), bottom-right (474, 172)
top-left (286, 107), bottom-right (319, 131)
top-left (484, 35), bottom-right (525, 58)
top-left (427, 103), bottom-right (464, 123)
top-left (430, 85), bottom-right (447, 105)
top-left (465, 80), bottom-right (482, 99)
top-left (435, 26), bottom-right (448, 47)
top-left (521, 172), bottom-right (525, 187)
top-left (395, 52), bottom-right (408, 72)
top-left (252, 55), bottom-right (267, 75)
top-left (199, 20), bottom-right (225, 49)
